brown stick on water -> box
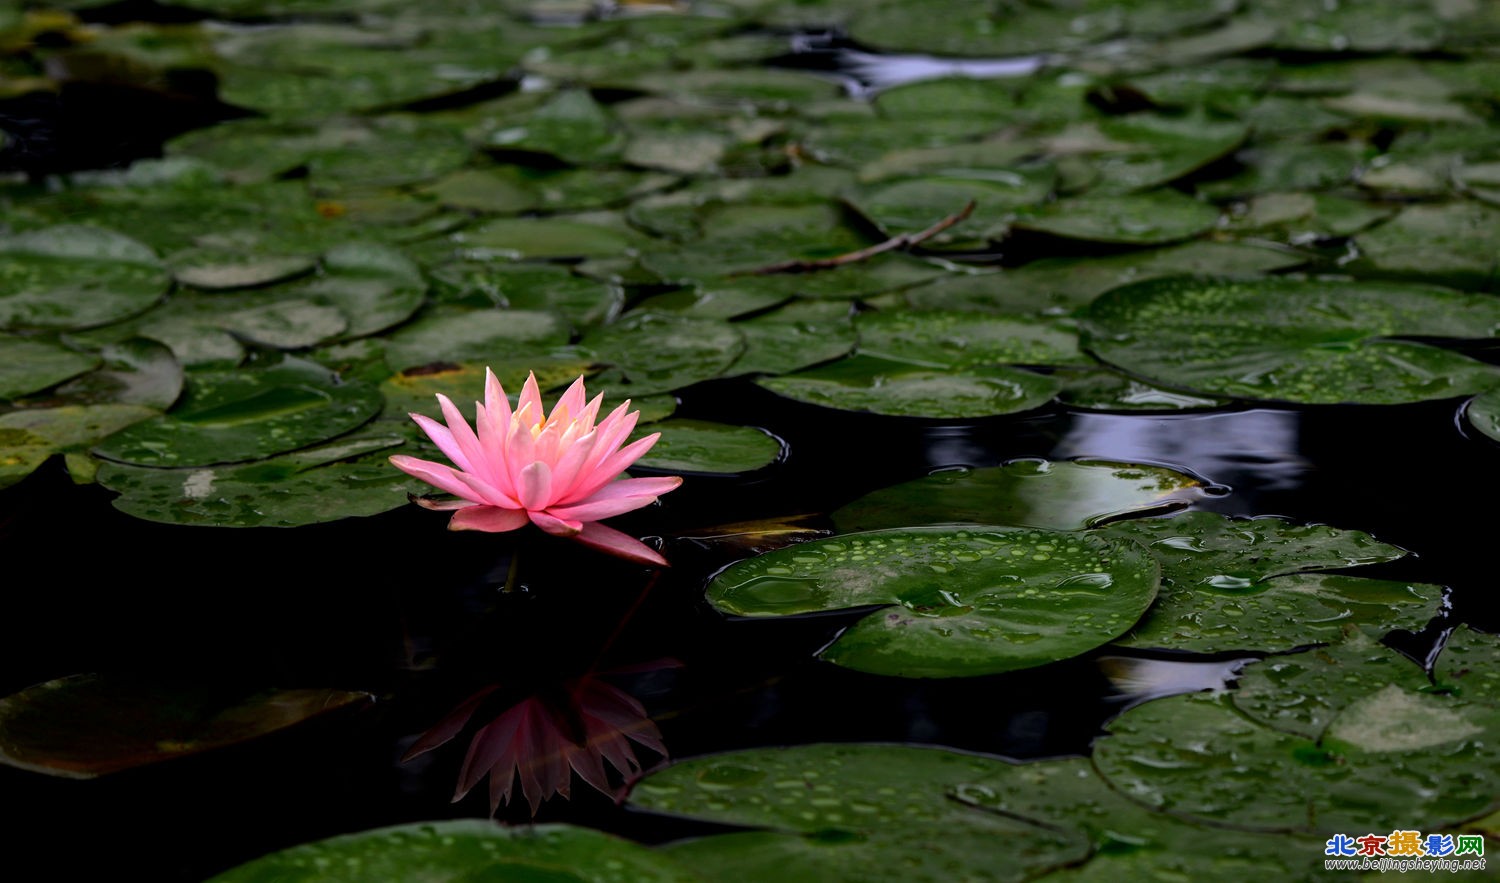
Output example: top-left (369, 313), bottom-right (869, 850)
top-left (745, 199), bottom-right (978, 275)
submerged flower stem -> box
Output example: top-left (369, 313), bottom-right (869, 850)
top-left (502, 550), bottom-right (521, 595)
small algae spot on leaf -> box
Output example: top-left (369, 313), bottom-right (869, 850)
top-left (1324, 684), bottom-right (1484, 754)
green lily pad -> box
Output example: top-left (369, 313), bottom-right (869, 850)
top-left (1012, 192), bottom-right (1220, 245)
top-left (1083, 275), bottom-right (1500, 404)
top-left (171, 250), bottom-right (318, 291)
top-left (1435, 625), bottom-right (1500, 704)
top-left (1355, 202), bottom-right (1500, 291)
top-left (631, 419), bottom-right (781, 475)
top-left (849, 0), bottom-right (1122, 56)
top-left (1198, 141), bottom-right (1372, 199)
top-left (1055, 368), bottom-right (1228, 411)
top-left (633, 744), bottom-right (1090, 882)
top-left (640, 203), bottom-right (871, 282)
top-left (208, 821), bottom-right (699, 883)
top-left (903, 241), bottom-right (1306, 314)
top-left (383, 308), bottom-right (570, 372)
top-left (854, 310), bottom-right (1087, 369)
top-left (845, 171), bottom-right (1054, 242)
top-left (580, 312), bottom-right (746, 397)
top-left (757, 355), bottom-right (1058, 420)
top-left (1233, 628), bottom-right (1436, 740)
top-left (1118, 572), bottom-right (1444, 654)
top-left (99, 432), bottom-right (422, 527)
top-left (53, 338), bottom-right (180, 410)
top-left (834, 459), bottom-right (1205, 534)
top-left (0, 674), bottom-right (371, 779)
top-left (0, 336), bottom-right (100, 400)
top-left (1222, 192), bottom-right (1394, 242)
top-left (1086, 112), bottom-right (1248, 194)
top-left (1094, 690), bottom-right (1500, 833)
top-left (948, 755), bottom-right (1323, 882)
top-left (93, 357), bottom-right (382, 467)
top-left (291, 242), bottom-right (426, 339)
top-left (485, 90), bottom-right (623, 165)
top-left (0, 404), bottom-right (157, 490)
top-left (727, 300), bottom-right (857, 377)
top-left (214, 299), bottom-right (349, 350)
top-left (707, 525), bottom-right (1160, 678)
top-left (453, 216), bottom-right (643, 261)
top-left (1101, 511), bottom-right (1408, 589)
top-left (0, 225), bottom-right (169, 331)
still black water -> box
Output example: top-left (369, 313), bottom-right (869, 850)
top-left (4, 378), bottom-right (1496, 880)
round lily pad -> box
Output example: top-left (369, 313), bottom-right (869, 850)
top-left (854, 310), bottom-right (1087, 369)
top-left (1095, 690), bottom-right (1500, 833)
top-left (0, 336), bottom-right (101, 400)
top-left (0, 225), bottom-right (169, 331)
top-left (1011, 192), bottom-right (1220, 245)
top-left (292, 242), bottom-right (426, 339)
top-left (1116, 573), bottom-right (1444, 653)
top-left (0, 674), bottom-right (371, 779)
top-left (56, 338), bottom-right (183, 410)
top-left (93, 357), bottom-right (383, 467)
top-left (208, 821), bottom-right (700, 883)
top-left (1356, 202), bottom-right (1500, 290)
top-left (1083, 275), bottom-right (1500, 404)
top-left (631, 419), bottom-right (782, 475)
top-left (580, 312), bottom-right (746, 397)
top-left (454, 216), bottom-right (642, 261)
top-left (757, 355), bottom-right (1059, 419)
top-left (383, 308), bottom-right (570, 372)
top-left (0, 404), bottom-right (156, 490)
top-left (845, 172), bottom-right (1053, 241)
top-left (833, 459), bottom-right (1205, 534)
top-left (706, 525), bottom-right (1160, 678)
top-left (1100, 511), bottom-right (1409, 589)
top-left (632, 743), bottom-right (1091, 883)
top-left (1232, 627), bottom-right (1436, 740)
top-left (171, 250), bottom-right (318, 291)
top-left (98, 432), bottom-right (423, 527)
top-left (726, 301), bottom-right (857, 377)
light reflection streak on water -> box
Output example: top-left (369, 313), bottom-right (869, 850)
top-left (1053, 410), bottom-right (1310, 500)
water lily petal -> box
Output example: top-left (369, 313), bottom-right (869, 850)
top-left (390, 455), bottom-right (488, 504)
top-left (549, 476), bottom-right (682, 522)
top-left (472, 403), bottom-right (518, 501)
top-left (410, 413), bottom-right (475, 474)
top-left (573, 521), bottom-right (668, 567)
top-left (448, 506), bottom-right (529, 533)
top-left (483, 367), bottom-right (512, 430)
top-left (530, 509), bottom-right (583, 536)
top-left (551, 375), bottom-right (588, 423)
top-left (518, 461), bottom-right (553, 510)
top-left (565, 431), bottom-right (658, 504)
top-left (517, 372), bottom-right (544, 424)
top-left (548, 430), bottom-right (599, 500)
top-left (438, 394), bottom-right (499, 488)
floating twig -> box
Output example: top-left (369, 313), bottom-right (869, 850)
top-left (745, 199), bottom-right (977, 275)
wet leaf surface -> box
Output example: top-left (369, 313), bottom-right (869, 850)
top-left (707, 525), bottom-right (1160, 677)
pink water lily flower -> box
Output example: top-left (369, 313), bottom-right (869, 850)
top-left (391, 370), bottom-right (680, 567)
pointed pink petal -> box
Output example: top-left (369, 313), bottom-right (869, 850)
top-left (548, 430), bottom-right (598, 501)
top-left (484, 367), bottom-right (512, 429)
top-left (449, 506), bottom-right (529, 533)
top-left (518, 461), bottom-right (553, 510)
top-left (504, 411), bottom-right (536, 489)
top-left (578, 393), bottom-right (604, 433)
top-left (391, 455), bottom-right (487, 504)
top-left (472, 402), bottom-right (517, 500)
top-left (530, 510), bottom-right (582, 536)
top-left (551, 375), bottom-right (588, 422)
top-left (548, 476), bottom-right (682, 522)
top-left (449, 468), bottom-right (513, 508)
top-left (438, 394), bottom-right (499, 488)
top-left (410, 413), bottom-right (474, 473)
top-left (572, 522), bottom-right (669, 567)
top-left (568, 411), bottom-right (640, 500)
top-left (533, 418), bottom-right (565, 468)
top-left (564, 431), bottom-right (658, 504)
top-left (518, 372), bottom-right (544, 422)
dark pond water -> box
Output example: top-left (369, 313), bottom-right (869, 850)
top-left (5, 379), bottom-right (1495, 878)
